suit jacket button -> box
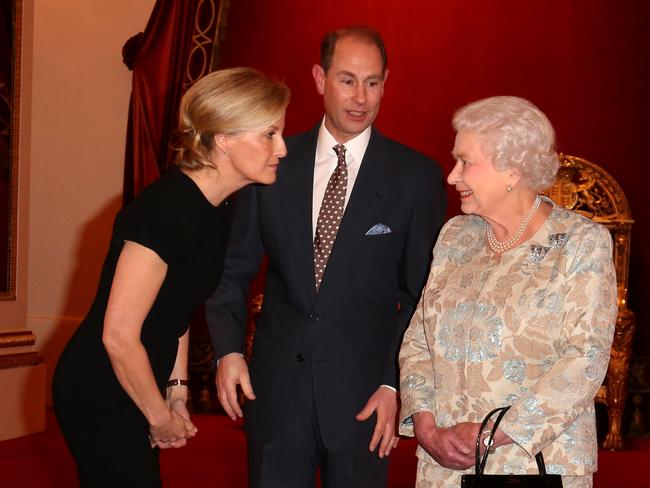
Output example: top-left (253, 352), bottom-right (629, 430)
top-left (296, 353), bottom-right (305, 362)
top-left (308, 313), bottom-right (320, 321)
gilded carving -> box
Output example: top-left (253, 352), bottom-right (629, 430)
top-left (544, 154), bottom-right (635, 450)
top-left (245, 293), bottom-right (263, 362)
top-left (0, 351), bottom-right (42, 369)
top-left (182, 0), bottom-right (231, 91)
top-left (0, 331), bottom-right (36, 348)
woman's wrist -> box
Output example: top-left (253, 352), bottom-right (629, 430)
top-left (492, 428), bottom-right (513, 446)
top-left (412, 411), bottom-right (437, 437)
top-left (147, 404), bottom-right (174, 427)
top-left (166, 389), bottom-right (188, 404)
top-left (165, 378), bottom-right (189, 400)
top-left (412, 410), bottom-right (436, 425)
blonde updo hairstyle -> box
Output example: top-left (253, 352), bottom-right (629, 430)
top-left (452, 96), bottom-right (560, 192)
top-left (176, 67), bottom-right (290, 170)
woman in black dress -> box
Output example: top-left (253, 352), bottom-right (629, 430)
top-left (52, 67), bottom-right (290, 487)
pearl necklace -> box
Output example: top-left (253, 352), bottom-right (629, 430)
top-left (486, 195), bottom-right (541, 254)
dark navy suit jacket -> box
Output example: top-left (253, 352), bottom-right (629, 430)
top-left (206, 124), bottom-right (446, 454)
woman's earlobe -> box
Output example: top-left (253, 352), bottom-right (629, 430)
top-left (507, 169), bottom-right (522, 189)
top-left (214, 134), bottom-right (230, 155)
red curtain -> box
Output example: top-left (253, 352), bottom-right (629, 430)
top-left (122, 0), bottom-right (225, 203)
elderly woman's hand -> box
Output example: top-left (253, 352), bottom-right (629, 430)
top-left (450, 422), bottom-right (480, 449)
top-left (450, 421), bottom-right (514, 457)
top-left (413, 412), bottom-right (475, 470)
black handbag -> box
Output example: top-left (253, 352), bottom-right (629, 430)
top-left (460, 406), bottom-right (563, 487)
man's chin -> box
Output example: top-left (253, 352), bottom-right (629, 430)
top-left (340, 120), bottom-right (372, 137)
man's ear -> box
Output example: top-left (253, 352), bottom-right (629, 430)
top-left (312, 64), bottom-right (326, 95)
top-left (380, 69), bottom-right (389, 96)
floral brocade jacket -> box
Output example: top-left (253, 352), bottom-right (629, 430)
top-left (399, 202), bottom-right (617, 476)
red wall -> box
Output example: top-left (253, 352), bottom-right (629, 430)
top-left (219, 0), bottom-right (650, 353)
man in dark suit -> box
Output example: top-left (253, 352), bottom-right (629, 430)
top-left (206, 26), bottom-right (446, 487)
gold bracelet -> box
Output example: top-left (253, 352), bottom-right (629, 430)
top-left (166, 378), bottom-right (189, 387)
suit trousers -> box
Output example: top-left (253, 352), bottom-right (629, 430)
top-left (246, 361), bottom-right (389, 488)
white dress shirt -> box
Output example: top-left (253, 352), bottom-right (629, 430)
top-left (312, 121), bottom-right (371, 237)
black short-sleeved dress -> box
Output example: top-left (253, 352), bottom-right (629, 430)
top-left (53, 168), bottom-right (232, 487)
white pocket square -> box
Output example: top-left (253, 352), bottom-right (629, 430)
top-left (365, 223), bottom-right (392, 236)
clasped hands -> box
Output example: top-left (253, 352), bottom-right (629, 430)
top-left (148, 391), bottom-right (198, 449)
top-left (216, 352), bottom-right (400, 458)
top-left (413, 411), bottom-right (506, 470)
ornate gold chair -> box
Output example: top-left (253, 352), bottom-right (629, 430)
top-left (244, 293), bottom-right (264, 362)
top-left (544, 154), bottom-right (635, 450)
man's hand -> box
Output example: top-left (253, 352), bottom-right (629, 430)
top-left (356, 387), bottom-right (400, 458)
top-left (215, 352), bottom-right (255, 420)
top-left (413, 412), bottom-right (475, 470)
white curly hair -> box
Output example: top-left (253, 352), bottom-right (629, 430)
top-left (452, 96), bottom-right (560, 191)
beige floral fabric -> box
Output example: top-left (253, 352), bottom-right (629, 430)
top-left (399, 201), bottom-right (617, 487)
top-left (415, 464), bottom-right (593, 488)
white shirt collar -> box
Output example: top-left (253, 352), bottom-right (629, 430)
top-left (315, 118), bottom-right (372, 166)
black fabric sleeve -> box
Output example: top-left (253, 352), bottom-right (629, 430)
top-left (115, 197), bottom-right (188, 265)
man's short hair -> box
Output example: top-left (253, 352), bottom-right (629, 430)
top-left (320, 26), bottom-right (387, 75)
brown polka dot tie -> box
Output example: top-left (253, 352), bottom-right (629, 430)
top-left (313, 144), bottom-right (348, 291)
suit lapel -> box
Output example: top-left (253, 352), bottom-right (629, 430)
top-left (276, 127), bottom-right (319, 303)
top-left (318, 129), bottom-right (392, 294)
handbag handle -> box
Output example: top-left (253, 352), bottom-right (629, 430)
top-left (474, 406), bottom-right (548, 475)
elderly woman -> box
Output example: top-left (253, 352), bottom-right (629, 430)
top-left (399, 96), bottom-right (617, 488)
top-left (53, 67), bottom-right (290, 487)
